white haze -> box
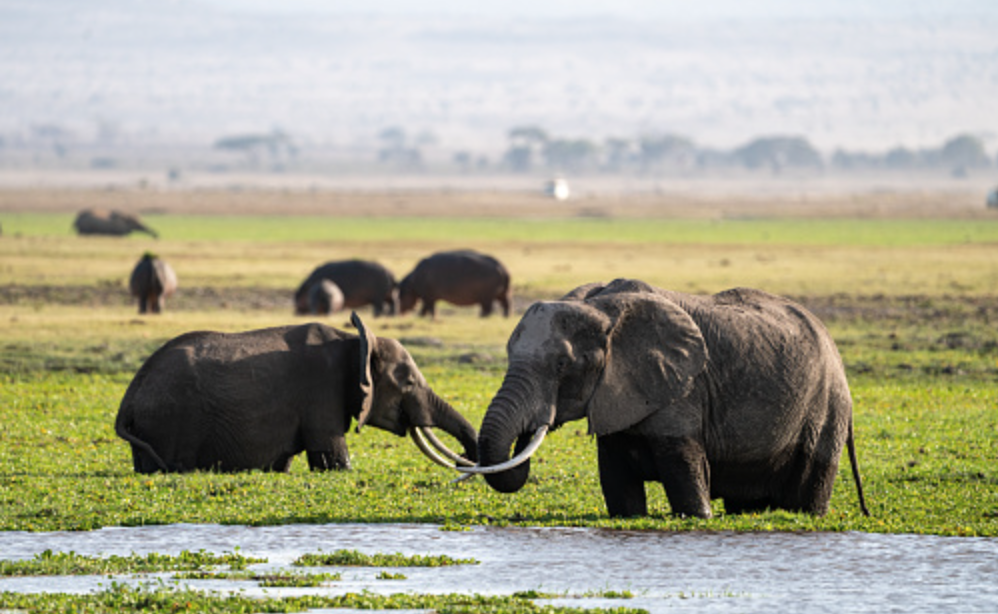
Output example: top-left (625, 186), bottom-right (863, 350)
top-left (1, 0), bottom-right (996, 155)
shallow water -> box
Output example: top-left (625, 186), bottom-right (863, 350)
top-left (1, 523), bottom-right (996, 613)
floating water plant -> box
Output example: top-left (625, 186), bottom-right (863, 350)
top-left (293, 549), bottom-right (479, 568)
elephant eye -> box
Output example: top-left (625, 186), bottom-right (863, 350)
top-left (555, 356), bottom-right (571, 373)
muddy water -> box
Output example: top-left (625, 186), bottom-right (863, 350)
top-left (1, 523), bottom-right (996, 613)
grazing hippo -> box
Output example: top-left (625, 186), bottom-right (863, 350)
top-left (307, 279), bottom-right (345, 315)
top-left (294, 259), bottom-right (397, 317)
top-left (74, 209), bottom-right (158, 238)
top-left (130, 253), bottom-right (177, 314)
top-left (399, 249), bottom-right (512, 318)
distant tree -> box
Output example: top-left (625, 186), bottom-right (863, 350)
top-left (503, 126), bottom-right (548, 173)
top-left (31, 123), bottom-right (74, 159)
top-left (831, 149), bottom-right (881, 170)
top-left (376, 126), bottom-right (423, 170)
top-left (214, 130), bottom-right (296, 168)
top-left (508, 126), bottom-right (549, 145)
top-left (603, 137), bottom-right (634, 171)
top-left (732, 136), bottom-right (822, 172)
top-left (637, 134), bottom-right (696, 171)
top-left (883, 146), bottom-right (920, 169)
top-left (503, 146), bottom-right (533, 173)
top-left (543, 138), bottom-right (598, 171)
top-left (938, 134), bottom-right (990, 169)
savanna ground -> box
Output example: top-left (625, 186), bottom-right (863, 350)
top-left (1, 183), bottom-right (997, 543)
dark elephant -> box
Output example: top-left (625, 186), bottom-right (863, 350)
top-left (294, 260), bottom-right (397, 317)
top-left (307, 279), bottom-right (345, 315)
top-left (115, 312), bottom-right (477, 473)
top-left (399, 249), bottom-right (512, 318)
top-left (129, 253), bottom-right (177, 314)
top-left (459, 279), bottom-right (869, 519)
top-left (74, 209), bottom-right (158, 238)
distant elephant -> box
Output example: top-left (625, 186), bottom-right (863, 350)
top-left (294, 260), bottom-right (397, 317)
top-left (399, 250), bottom-right (512, 318)
top-left (115, 312), bottom-right (477, 473)
top-left (459, 279), bottom-right (869, 519)
top-left (129, 253), bottom-right (177, 314)
top-left (74, 208), bottom-right (158, 238)
top-left (307, 279), bottom-right (345, 315)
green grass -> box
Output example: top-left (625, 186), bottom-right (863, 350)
top-left (0, 214), bottom-right (996, 538)
top-left (6, 212), bottom-right (998, 246)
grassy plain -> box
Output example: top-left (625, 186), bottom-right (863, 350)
top-left (1, 189), bottom-right (997, 538)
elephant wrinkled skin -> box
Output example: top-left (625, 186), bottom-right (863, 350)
top-left (469, 278), bottom-right (869, 519)
top-left (115, 313), bottom-right (477, 473)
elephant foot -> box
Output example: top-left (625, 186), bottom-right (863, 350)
top-left (307, 450), bottom-right (351, 471)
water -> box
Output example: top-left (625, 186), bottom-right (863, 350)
top-left (1, 523), bottom-right (996, 613)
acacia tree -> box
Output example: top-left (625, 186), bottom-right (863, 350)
top-left (503, 126), bottom-right (548, 172)
top-left (213, 130), bottom-right (296, 168)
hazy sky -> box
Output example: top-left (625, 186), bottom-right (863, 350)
top-left (2, 0), bottom-right (996, 153)
top-left (200, 0), bottom-right (994, 19)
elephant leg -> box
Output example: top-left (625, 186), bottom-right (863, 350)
top-left (151, 292), bottom-right (163, 314)
top-left (781, 452), bottom-right (838, 515)
top-left (307, 434), bottom-right (351, 471)
top-left (651, 436), bottom-right (713, 518)
top-left (372, 302), bottom-right (383, 317)
top-left (268, 452), bottom-right (295, 472)
top-left (420, 300), bottom-right (436, 319)
top-left (597, 434), bottom-right (648, 517)
top-left (132, 447), bottom-right (162, 474)
top-left (479, 300), bottom-right (493, 317)
top-left (498, 295), bottom-right (511, 317)
top-left (137, 295), bottom-right (149, 314)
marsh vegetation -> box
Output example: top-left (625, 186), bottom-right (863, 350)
top-left (0, 190), bottom-right (996, 612)
top-left (1, 194), bottom-right (996, 536)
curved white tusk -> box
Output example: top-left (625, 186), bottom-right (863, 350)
top-left (409, 427), bottom-right (458, 470)
top-left (419, 427), bottom-right (476, 467)
top-left (454, 425), bottom-right (548, 475)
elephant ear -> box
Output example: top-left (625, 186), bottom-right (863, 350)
top-left (352, 311), bottom-right (376, 431)
top-left (586, 293), bottom-right (708, 437)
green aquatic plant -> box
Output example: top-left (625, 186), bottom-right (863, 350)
top-left (0, 582), bottom-right (651, 614)
top-left (293, 549), bottom-right (479, 568)
top-left (0, 549), bottom-right (266, 576)
top-left (172, 570), bottom-right (342, 587)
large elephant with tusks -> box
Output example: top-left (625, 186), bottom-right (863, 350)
top-left (115, 313), bottom-right (477, 473)
top-left (459, 279), bottom-right (870, 519)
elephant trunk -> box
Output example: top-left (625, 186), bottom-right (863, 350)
top-left (477, 363), bottom-right (552, 493)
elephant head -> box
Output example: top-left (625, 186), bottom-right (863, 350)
top-left (112, 211), bottom-right (158, 238)
top-left (352, 312), bottom-right (479, 466)
top-left (461, 292), bottom-right (706, 493)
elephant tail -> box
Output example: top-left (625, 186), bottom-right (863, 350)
top-left (847, 419), bottom-right (870, 516)
top-left (114, 404), bottom-right (170, 473)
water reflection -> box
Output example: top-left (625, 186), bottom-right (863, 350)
top-left (1, 524), bottom-right (996, 613)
